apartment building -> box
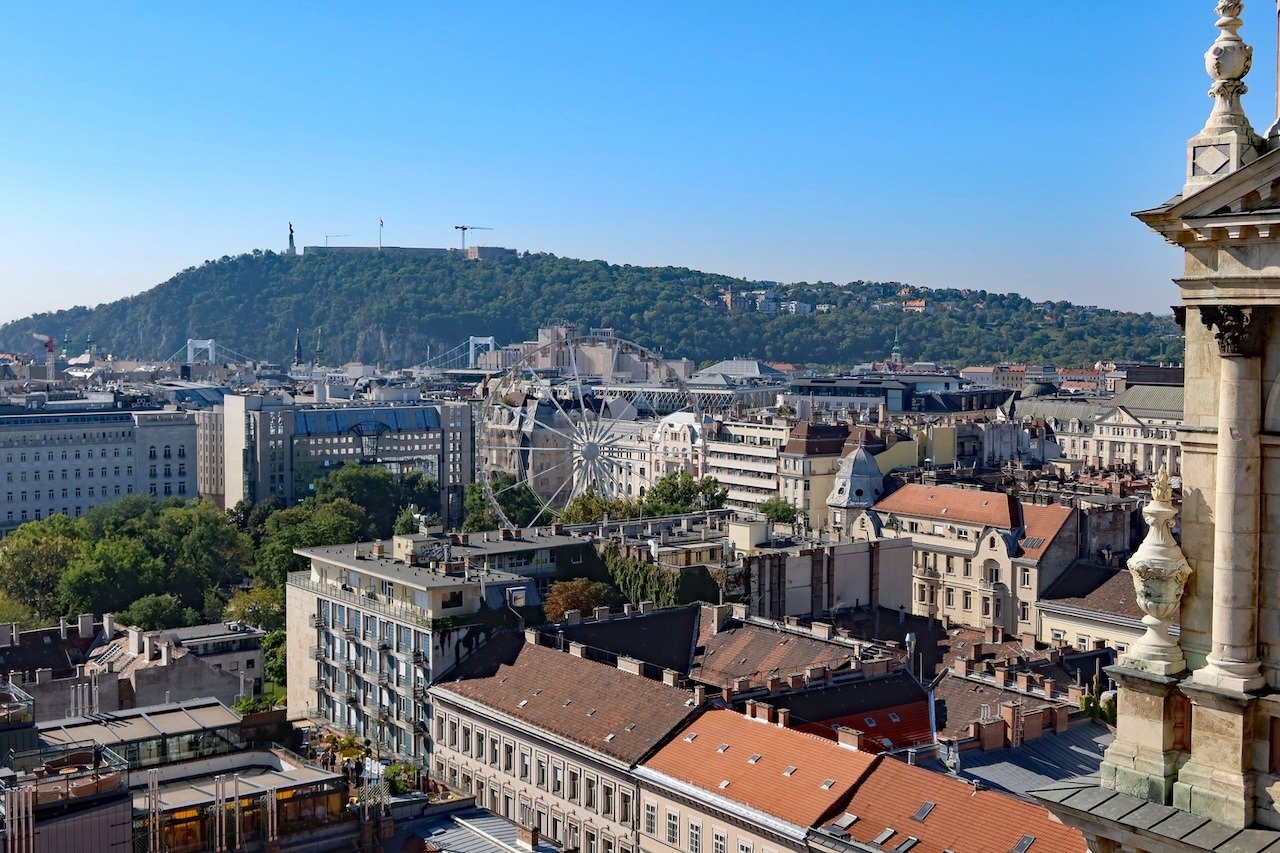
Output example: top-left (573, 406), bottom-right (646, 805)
top-left (1036, 561), bottom-right (1177, 655)
top-left (219, 394), bottom-right (473, 525)
top-left (777, 421), bottom-right (846, 529)
top-left (154, 620), bottom-right (266, 695)
top-left (284, 537), bottom-right (539, 762)
top-left (0, 408), bottom-right (195, 536)
top-left (852, 485), bottom-right (1082, 635)
top-left (704, 418), bottom-right (788, 513)
top-left (430, 633), bottom-right (700, 853)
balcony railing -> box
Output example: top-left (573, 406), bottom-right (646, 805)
top-left (308, 677), bottom-right (331, 693)
top-left (307, 645), bottom-right (325, 661)
top-left (308, 614), bottom-right (325, 628)
top-left (288, 572), bottom-right (434, 627)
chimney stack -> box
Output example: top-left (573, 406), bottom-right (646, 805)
top-left (693, 685), bottom-right (706, 705)
top-left (78, 613), bottom-right (93, 638)
top-left (103, 613), bottom-right (115, 637)
top-left (776, 707), bottom-right (790, 728)
top-left (59, 617), bottom-right (68, 641)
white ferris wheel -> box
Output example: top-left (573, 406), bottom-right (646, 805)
top-left (477, 332), bottom-right (700, 529)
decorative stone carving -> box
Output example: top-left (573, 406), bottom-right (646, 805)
top-left (1121, 466), bottom-right (1192, 676)
top-left (1204, 1), bottom-right (1253, 130)
top-left (1199, 305), bottom-right (1265, 357)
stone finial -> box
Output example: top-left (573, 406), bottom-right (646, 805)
top-left (1187, 2), bottom-right (1263, 192)
top-left (1121, 466), bottom-right (1191, 676)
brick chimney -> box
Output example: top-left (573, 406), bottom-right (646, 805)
top-left (568, 642), bottom-right (586, 659)
top-left (788, 673), bottom-right (805, 689)
top-left (517, 825), bottom-right (541, 850)
top-left (593, 606), bottom-right (610, 622)
top-left (693, 685), bottom-right (706, 705)
top-left (766, 675), bottom-right (782, 693)
top-left (1043, 677), bottom-right (1056, 698)
top-left (776, 707), bottom-right (790, 728)
top-left (1016, 671), bottom-right (1032, 692)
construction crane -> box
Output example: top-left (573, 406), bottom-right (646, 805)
top-left (324, 234), bottom-right (348, 247)
top-left (454, 225), bottom-right (493, 251)
top-left (31, 333), bottom-right (55, 381)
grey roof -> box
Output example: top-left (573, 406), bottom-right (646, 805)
top-left (157, 622), bottom-right (266, 644)
top-left (1014, 398), bottom-right (1106, 425)
top-left (294, 542), bottom-right (532, 588)
top-left (548, 605), bottom-right (700, 675)
top-left (921, 722), bottom-right (1113, 799)
top-left (1032, 775), bottom-right (1280, 851)
top-left (692, 359), bottom-right (786, 381)
top-left (1107, 384), bottom-right (1184, 419)
top-left (405, 808), bottom-right (561, 853)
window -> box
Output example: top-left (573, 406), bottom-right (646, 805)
top-left (962, 591), bottom-right (972, 610)
top-left (643, 802), bottom-right (657, 836)
top-left (945, 587), bottom-right (954, 607)
top-left (1077, 635), bottom-right (1089, 651)
top-left (712, 832), bottom-right (727, 853)
top-left (536, 757), bottom-right (547, 788)
top-left (962, 559), bottom-right (972, 577)
top-left (1051, 629), bottom-right (1065, 642)
top-left (981, 597), bottom-right (991, 617)
top-left (738, 842), bottom-right (752, 853)
top-left (666, 813), bottom-right (679, 846)
top-left (689, 823), bottom-right (701, 853)
top-left (519, 750), bottom-right (530, 781)
top-left (1019, 566), bottom-right (1031, 588)
top-left (1019, 601), bottom-right (1030, 622)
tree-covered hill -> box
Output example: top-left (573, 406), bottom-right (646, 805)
top-left (0, 251), bottom-right (1182, 368)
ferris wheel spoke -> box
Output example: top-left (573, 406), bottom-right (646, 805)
top-left (533, 374), bottom-right (576, 430)
top-left (492, 400), bottom-right (578, 444)
top-left (529, 475), bottom-right (573, 527)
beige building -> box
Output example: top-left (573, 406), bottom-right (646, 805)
top-left (704, 417), bottom-right (788, 513)
top-left (777, 421), bottom-right (846, 530)
top-left (1036, 562), bottom-right (1180, 656)
top-left (430, 633), bottom-right (699, 853)
top-left (1038, 6), bottom-right (1280, 847)
top-left (284, 537), bottom-right (538, 762)
top-left (852, 485), bottom-right (1080, 635)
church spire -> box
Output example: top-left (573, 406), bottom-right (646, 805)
top-left (1186, 1), bottom-right (1264, 193)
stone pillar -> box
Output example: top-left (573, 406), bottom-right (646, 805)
top-left (1192, 306), bottom-right (1265, 693)
top-left (1174, 681), bottom-right (1258, 826)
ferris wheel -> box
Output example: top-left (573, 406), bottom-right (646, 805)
top-left (477, 332), bottom-right (700, 529)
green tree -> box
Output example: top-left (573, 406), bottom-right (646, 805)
top-left (393, 506), bottom-right (419, 535)
top-left (640, 472), bottom-right (727, 517)
top-left (0, 595), bottom-right (39, 630)
top-left (262, 630), bottom-right (287, 686)
top-left (462, 475), bottom-right (544, 531)
top-left (223, 586), bottom-right (286, 630)
top-left (144, 502), bottom-right (252, 609)
top-left (253, 498), bottom-right (368, 587)
top-left (59, 536), bottom-right (168, 615)
top-left (557, 485), bottom-right (640, 525)
top-left (543, 577), bottom-right (614, 622)
top-left (0, 514), bottom-right (84, 620)
top-left (314, 463), bottom-right (402, 538)
top-left (757, 497), bottom-right (799, 524)
top-left (118, 593), bottom-right (199, 631)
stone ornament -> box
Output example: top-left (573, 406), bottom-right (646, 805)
top-left (1199, 305), bottom-right (1266, 357)
top-left (1122, 466), bottom-right (1191, 676)
top-left (1204, 1), bottom-right (1253, 130)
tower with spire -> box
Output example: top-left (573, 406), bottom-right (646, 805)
top-left (293, 329), bottom-right (302, 366)
top-left (285, 222), bottom-right (296, 256)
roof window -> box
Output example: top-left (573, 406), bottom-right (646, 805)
top-left (864, 717), bottom-right (877, 728)
top-left (604, 733), bottom-right (615, 742)
top-left (684, 733), bottom-right (698, 743)
top-left (896, 839), bottom-right (919, 852)
top-left (888, 712), bottom-right (901, 723)
top-left (719, 779), bottom-right (730, 789)
top-left (782, 766), bottom-right (797, 776)
top-left (716, 743), bottom-right (730, 753)
top-left (911, 802), bottom-right (935, 821)
top-left (872, 828), bottom-right (896, 845)
top-left (821, 778), bottom-right (836, 790)
top-left (518, 700), bottom-right (528, 707)
top-left (1010, 837), bottom-right (1035, 853)
top-left (748, 754), bottom-right (762, 764)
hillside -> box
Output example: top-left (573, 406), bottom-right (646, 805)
top-left (0, 251), bottom-right (1182, 369)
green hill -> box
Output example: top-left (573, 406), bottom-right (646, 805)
top-left (0, 251), bottom-right (1182, 369)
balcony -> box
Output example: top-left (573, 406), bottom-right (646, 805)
top-left (308, 613), bottom-right (326, 628)
top-left (307, 677), bottom-right (330, 693)
top-left (913, 565), bottom-right (940, 580)
top-left (412, 650), bottom-right (427, 666)
top-left (287, 572), bottom-right (435, 627)
top-left (376, 672), bottom-right (392, 687)
top-left (307, 645), bottom-right (325, 661)
top-left (342, 659), bottom-right (358, 674)
top-left (412, 685), bottom-right (428, 701)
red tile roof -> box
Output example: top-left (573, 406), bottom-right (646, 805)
top-left (794, 699), bottom-right (933, 753)
top-left (842, 757), bottom-right (1086, 853)
top-left (1018, 503), bottom-right (1074, 559)
top-left (692, 619), bottom-right (867, 689)
top-left (641, 708), bottom-right (877, 830)
top-left (874, 484), bottom-right (1020, 529)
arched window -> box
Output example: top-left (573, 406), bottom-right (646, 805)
top-left (148, 446), bottom-right (157, 460)
top-left (163, 445), bottom-right (171, 459)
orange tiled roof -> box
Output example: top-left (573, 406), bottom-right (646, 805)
top-left (641, 708), bottom-right (877, 830)
top-left (874, 484), bottom-right (1019, 529)
top-left (1019, 503), bottom-right (1074, 559)
top-left (794, 699), bottom-right (934, 753)
top-left (842, 756), bottom-right (1086, 852)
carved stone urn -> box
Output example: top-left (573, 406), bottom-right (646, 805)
top-left (1122, 467), bottom-right (1191, 676)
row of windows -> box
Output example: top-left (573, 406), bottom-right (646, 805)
top-left (6, 447), bottom-right (132, 463)
top-left (6, 466), bottom-right (140, 482)
top-left (643, 801), bottom-right (758, 853)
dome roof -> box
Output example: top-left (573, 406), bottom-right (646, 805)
top-left (827, 446), bottom-right (885, 510)
top-left (1021, 381), bottom-right (1059, 399)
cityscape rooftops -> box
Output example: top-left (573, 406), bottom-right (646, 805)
top-left (293, 540), bottom-right (535, 589)
top-left (874, 483), bottom-right (1021, 529)
top-left (39, 697), bottom-right (240, 749)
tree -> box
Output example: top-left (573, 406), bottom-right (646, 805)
top-left (145, 502), bottom-right (252, 610)
top-left (118, 593), bottom-right (199, 631)
top-left (776, 403), bottom-right (796, 418)
top-left (393, 506), bottom-right (419, 535)
top-left (59, 535), bottom-right (168, 615)
top-left (543, 577), bottom-right (613, 622)
top-left (314, 463), bottom-right (401, 538)
top-left (0, 595), bottom-right (39, 630)
top-left (758, 497), bottom-right (799, 524)
top-left (254, 498), bottom-right (368, 587)
top-left (262, 630), bottom-right (287, 687)
top-left (462, 475), bottom-right (544, 531)
top-left (557, 485), bottom-right (640, 525)
top-left (640, 472), bottom-right (727, 517)
top-left (0, 514), bottom-right (84, 620)
top-left (223, 586), bottom-right (285, 631)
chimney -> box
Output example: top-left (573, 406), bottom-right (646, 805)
top-left (59, 617), bottom-right (68, 641)
top-left (1001, 701), bottom-right (1021, 748)
top-left (1016, 672), bottom-right (1032, 692)
top-left (639, 600), bottom-right (653, 614)
top-left (623, 603), bottom-right (634, 616)
top-left (811, 622), bottom-right (834, 640)
top-left (568, 642), bottom-right (587, 659)
top-left (756, 702), bottom-right (775, 724)
top-left (373, 542), bottom-right (385, 559)
top-left (722, 686), bottom-right (734, 703)
top-left (524, 628), bottom-right (541, 645)
top-left (730, 603), bottom-right (748, 620)
top-left (563, 609), bottom-right (581, 624)
top-left (144, 634), bottom-right (156, 661)
top-left (517, 825), bottom-right (541, 850)
top-left (662, 669), bottom-right (680, 687)
top-left (991, 664), bottom-right (1009, 687)
top-left (78, 613), bottom-right (93, 638)
top-left (745, 700), bottom-right (758, 719)
top-left (835, 726), bottom-right (862, 751)
top-left (955, 658), bottom-right (972, 676)
top-left (805, 665), bottom-right (827, 683)
top-left (734, 676), bottom-right (751, 693)
top-left (1043, 678), bottom-right (1056, 699)
top-left (766, 675), bottom-right (782, 693)
top-left (103, 613), bottom-right (115, 637)
top-left (35, 668), bottom-right (51, 686)
top-left (128, 626), bottom-right (144, 656)
top-left (986, 625), bottom-right (1002, 644)
top-left (160, 642), bottom-right (172, 665)
top-left (616, 656), bottom-right (643, 676)
top-left (788, 673), bottom-right (805, 689)
top-left (776, 707), bottom-right (790, 728)
top-left (593, 606), bottom-right (610, 622)
top-left (693, 685), bottom-right (706, 705)
top-left (706, 604), bottom-right (732, 635)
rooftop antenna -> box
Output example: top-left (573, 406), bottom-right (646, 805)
top-left (454, 225), bottom-right (493, 251)
top-left (324, 233), bottom-right (347, 247)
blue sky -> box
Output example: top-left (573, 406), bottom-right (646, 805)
top-left (1, 2), bottom-right (1274, 321)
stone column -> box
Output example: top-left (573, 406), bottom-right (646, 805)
top-left (1193, 305), bottom-right (1265, 694)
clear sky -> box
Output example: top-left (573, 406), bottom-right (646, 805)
top-left (1, 2), bottom-right (1275, 321)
